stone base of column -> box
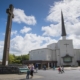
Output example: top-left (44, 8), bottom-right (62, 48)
top-left (0, 66), bottom-right (19, 74)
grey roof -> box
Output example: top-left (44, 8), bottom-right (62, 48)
top-left (61, 11), bottom-right (66, 36)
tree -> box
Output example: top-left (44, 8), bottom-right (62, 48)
top-left (9, 54), bottom-right (29, 64)
top-left (22, 54), bottom-right (29, 60)
top-left (8, 54), bottom-right (15, 64)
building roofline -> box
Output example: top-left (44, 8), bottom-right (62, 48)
top-left (29, 48), bottom-right (60, 53)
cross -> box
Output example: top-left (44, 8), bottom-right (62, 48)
top-left (2, 4), bottom-right (14, 66)
top-left (64, 43), bottom-right (69, 53)
top-left (6, 4), bottom-right (14, 18)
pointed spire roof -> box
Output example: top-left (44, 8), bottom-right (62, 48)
top-left (61, 10), bottom-right (66, 36)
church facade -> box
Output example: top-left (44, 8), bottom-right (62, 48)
top-left (28, 11), bottom-right (80, 68)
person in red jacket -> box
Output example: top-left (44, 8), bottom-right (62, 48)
top-left (58, 66), bottom-right (61, 73)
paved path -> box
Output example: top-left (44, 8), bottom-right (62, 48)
top-left (36, 69), bottom-right (80, 80)
top-left (0, 68), bottom-right (80, 80)
top-left (0, 74), bottom-right (43, 80)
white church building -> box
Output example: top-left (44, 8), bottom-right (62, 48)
top-left (23, 11), bottom-right (80, 68)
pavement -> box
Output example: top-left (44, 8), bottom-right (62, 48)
top-left (42, 67), bottom-right (80, 70)
top-left (0, 67), bottom-right (80, 80)
top-left (56, 67), bottom-right (80, 70)
top-left (37, 69), bottom-right (80, 80)
top-left (0, 74), bottom-right (43, 80)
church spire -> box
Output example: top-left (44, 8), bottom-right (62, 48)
top-left (61, 10), bottom-right (66, 39)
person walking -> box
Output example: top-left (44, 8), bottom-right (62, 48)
top-left (58, 66), bottom-right (61, 73)
top-left (61, 66), bottom-right (64, 73)
top-left (43, 65), bottom-right (46, 70)
top-left (26, 65), bottom-right (30, 79)
top-left (53, 65), bottom-right (55, 70)
top-left (35, 64), bottom-right (38, 73)
top-left (30, 64), bottom-right (34, 79)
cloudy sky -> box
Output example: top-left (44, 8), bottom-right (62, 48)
top-left (0, 0), bottom-right (80, 60)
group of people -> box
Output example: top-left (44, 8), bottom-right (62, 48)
top-left (26, 64), bottom-right (64, 79)
top-left (26, 64), bottom-right (34, 79)
top-left (58, 66), bottom-right (64, 73)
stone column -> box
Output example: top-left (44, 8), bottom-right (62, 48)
top-left (2, 4), bottom-right (14, 66)
top-left (41, 63), bottom-right (43, 69)
top-left (47, 62), bottom-right (49, 69)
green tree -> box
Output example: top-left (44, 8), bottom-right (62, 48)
top-left (8, 54), bottom-right (15, 64)
top-left (22, 54), bottom-right (29, 61)
top-left (9, 54), bottom-right (29, 64)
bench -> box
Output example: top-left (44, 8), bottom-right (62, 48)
top-left (19, 68), bottom-right (28, 73)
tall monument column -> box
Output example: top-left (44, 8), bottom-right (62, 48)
top-left (2, 4), bottom-right (14, 66)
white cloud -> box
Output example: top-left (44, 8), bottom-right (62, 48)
top-left (11, 30), bottom-right (17, 35)
top-left (1, 0), bottom-right (80, 59)
top-left (45, 0), bottom-right (80, 36)
top-left (67, 34), bottom-right (80, 49)
top-left (46, 0), bottom-right (80, 23)
top-left (13, 8), bottom-right (37, 25)
top-left (2, 30), bottom-right (17, 36)
top-left (10, 33), bottom-right (57, 55)
top-left (41, 0), bottom-right (80, 48)
top-left (0, 34), bottom-right (57, 58)
top-left (0, 26), bottom-right (57, 57)
top-left (20, 26), bottom-right (31, 34)
top-left (42, 24), bottom-right (61, 37)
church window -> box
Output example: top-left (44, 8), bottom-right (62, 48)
top-left (62, 54), bottom-right (72, 63)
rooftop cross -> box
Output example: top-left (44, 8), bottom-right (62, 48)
top-left (64, 43), bottom-right (69, 54)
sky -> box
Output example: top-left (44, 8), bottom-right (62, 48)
top-left (0, 0), bottom-right (80, 60)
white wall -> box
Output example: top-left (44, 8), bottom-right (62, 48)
top-left (29, 39), bottom-right (80, 66)
top-left (58, 39), bottom-right (74, 66)
top-left (46, 49), bottom-right (53, 60)
top-left (58, 39), bottom-right (74, 57)
top-left (47, 43), bottom-right (57, 50)
top-left (29, 48), bottom-right (52, 61)
top-left (51, 50), bottom-right (57, 61)
top-left (74, 49), bottom-right (80, 60)
top-left (56, 49), bottom-right (60, 66)
top-left (73, 49), bottom-right (79, 66)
